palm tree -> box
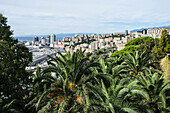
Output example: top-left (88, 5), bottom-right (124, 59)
top-left (31, 66), bottom-right (55, 95)
top-left (134, 72), bottom-right (170, 112)
top-left (92, 46), bottom-right (117, 60)
top-left (25, 66), bottom-right (55, 112)
top-left (92, 54), bottom-right (123, 77)
top-left (32, 66), bottom-right (45, 94)
top-left (88, 77), bottom-right (147, 113)
top-left (114, 50), bottom-right (159, 78)
top-left (30, 49), bottom-right (100, 112)
top-left (0, 98), bottom-right (18, 113)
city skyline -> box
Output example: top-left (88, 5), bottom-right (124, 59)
top-left (0, 0), bottom-right (170, 36)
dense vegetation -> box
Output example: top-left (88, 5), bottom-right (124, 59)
top-left (0, 14), bottom-right (32, 113)
top-left (111, 36), bottom-right (155, 57)
top-left (0, 15), bottom-right (170, 113)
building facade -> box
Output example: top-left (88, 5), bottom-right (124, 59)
top-left (50, 34), bottom-right (56, 44)
top-left (41, 37), bottom-right (46, 45)
top-left (33, 36), bottom-right (39, 42)
top-left (147, 28), bottom-right (170, 38)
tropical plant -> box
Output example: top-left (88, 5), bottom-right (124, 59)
top-left (28, 49), bottom-right (100, 112)
top-left (134, 72), bottom-right (170, 112)
top-left (32, 66), bottom-right (53, 94)
top-left (0, 98), bottom-right (18, 113)
top-left (92, 46), bottom-right (117, 60)
top-left (89, 76), bottom-right (150, 113)
top-left (114, 49), bottom-right (159, 78)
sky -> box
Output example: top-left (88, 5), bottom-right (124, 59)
top-left (0, 0), bottom-right (170, 36)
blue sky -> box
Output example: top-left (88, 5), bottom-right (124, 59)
top-left (0, 0), bottom-right (170, 36)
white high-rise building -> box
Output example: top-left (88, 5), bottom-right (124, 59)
top-left (50, 34), bottom-right (56, 44)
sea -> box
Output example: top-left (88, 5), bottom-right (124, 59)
top-left (14, 33), bottom-right (94, 41)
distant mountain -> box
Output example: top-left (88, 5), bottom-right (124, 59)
top-left (130, 25), bottom-right (170, 33)
top-left (14, 33), bottom-right (94, 41)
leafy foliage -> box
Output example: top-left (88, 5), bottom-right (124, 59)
top-left (27, 49), bottom-right (102, 112)
top-left (111, 45), bottom-right (138, 57)
top-left (154, 29), bottom-right (170, 59)
top-left (125, 36), bottom-right (154, 46)
top-left (113, 50), bottom-right (159, 78)
top-left (0, 98), bottom-right (18, 113)
top-left (92, 46), bottom-right (117, 59)
top-left (27, 47), bottom-right (170, 113)
top-left (111, 36), bottom-right (154, 57)
top-left (0, 14), bottom-right (32, 113)
top-left (134, 72), bottom-right (170, 112)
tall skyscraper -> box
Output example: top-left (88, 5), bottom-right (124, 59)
top-left (50, 34), bottom-right (56, 44)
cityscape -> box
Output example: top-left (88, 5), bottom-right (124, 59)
top-left (22, 27), bottom-right (170, 71)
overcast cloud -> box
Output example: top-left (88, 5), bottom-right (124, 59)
top-left (0, 0), bottom-right (170, 36)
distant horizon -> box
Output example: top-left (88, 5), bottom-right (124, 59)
top-left (14, 32), bottom-right (96, 37)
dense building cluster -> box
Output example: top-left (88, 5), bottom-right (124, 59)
top-left (23, 28), bottom-right (170, 54)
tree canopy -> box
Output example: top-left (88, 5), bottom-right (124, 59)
top-left (0, 14), bottom-right (32, 111)
top-left (154, 29), bottom-right (170, 59)
top-left (125, 36), bottom-right (154, 46)
top-left (111, 36), bottom-right (155, 57)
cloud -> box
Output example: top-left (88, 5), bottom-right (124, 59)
top-left (0, 0), bottom-right (170, 36)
